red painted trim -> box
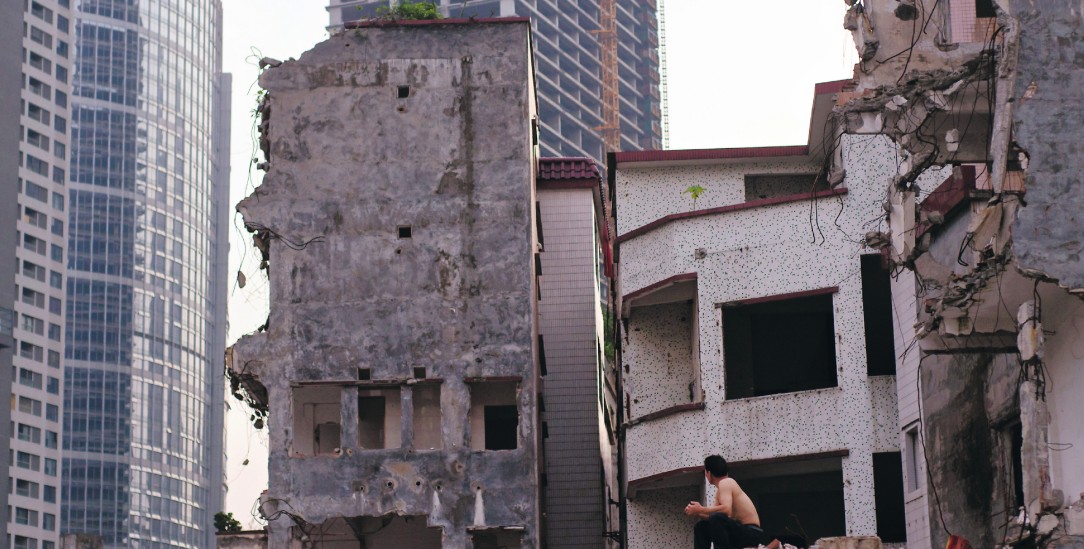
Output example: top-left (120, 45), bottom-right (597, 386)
top-left (618, 188), bottom-right (848, 243)
top-left (346, 17), bottom-right (531, 29)
top-left (622, 272), bottom-right (697, 304)
top-left (628, 449), bottom-right (851, 492)
top-left (614, 145), bottom-right (808, 165)
top-left (917, 165), bottom-right (978, 238)
top-left (627, 402), bottom-right (704, 427)
top-left (814, 79), bottom-right (853, 95)
top-left (717, 286), bottom-right (839, 308)
top-left (537, 179), bottom-right (598, 190)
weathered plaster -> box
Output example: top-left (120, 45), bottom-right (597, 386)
top-left (228, 22), bottom-right (541, 548)
top-left (1001, 1), bottom-right (1084, 291)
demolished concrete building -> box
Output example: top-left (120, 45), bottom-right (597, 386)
top-left (226, 18), bottom-right (622, 549)
top-left (841, 1), bottom-right (1084, 547)
top-left (228, 19), bottom-right (543, 548)
top-left (611, 81), bottom-right (918, 548)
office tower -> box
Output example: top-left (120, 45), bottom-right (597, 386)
top-left (6, 1), bottom-right (74, 548)
top-left (60, 1), bottom-right (231, 547)
top-left (327, 0), bottom-right (663, 164)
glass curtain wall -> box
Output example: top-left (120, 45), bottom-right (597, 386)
top-left (62, 1), bottom-right (227, 547)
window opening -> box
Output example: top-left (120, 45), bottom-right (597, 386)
top-left (723, 292), bottom-right (837, 399)
top-left (412, 385), bottom-right (442, 450)
top-left (469, 381), bottom-right (519, 451)
top-left (397, 85), bottom-right (410, 99)
top-left (357, 367), bottom-right (371, 381)
top-left (872, 452), bottom-right (906, 543)
top-left (358, 387), bottom-right (401, 450)
top-left (861, 254), bottom-right (896, 376)
top-left (291, 386), bottom-right (341, 456)
top-left (397, 225), bottom-right (412, 239)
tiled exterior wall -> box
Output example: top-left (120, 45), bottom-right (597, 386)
top-left (618, 135), bottom-right (922, 546)
top-left (537, 187), bottom-right (609, 547)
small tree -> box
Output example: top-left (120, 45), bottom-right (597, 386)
top-left (377, 1), bottom-right (442, 20)
top-left (683, 184), bottom-right (706, 209)
top-left (215, 511), bottom-right (243, 533)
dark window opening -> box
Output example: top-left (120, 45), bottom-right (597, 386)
top-left (737, 460), bottom-right (846, 543)
top-left (471, 529), bottom-right (524, 549)
top-left (358, 396), bottom-right (387, 450)
top-left (538, 334), bottom-right (547, 376)
top-left (976, 0), bottom-right (996, 18)
top-left (872, 452), bottom-right (907, 543)
top-left (470, 381), bottom-right (519, 450)
top-left (861, 254), bottom-right (896, 376)
top-left (397, 85), bottom-right (410, 99)
top-left (535, 201), bottom-right (545, 250)
top-left (484, 406), bottom-right (519, 450)
top-left (744, 173), bottom-right (827, 201)
top-left (535, 252), bottom-right (542, 276)
top-left (412, 367), bottom-right (426, 379)
top-left (357, 367), bottom-right (372, 380)
top-left (397, 225), bottom-right (412, 239)
top-left (723, 293), bottom-right (837, 399)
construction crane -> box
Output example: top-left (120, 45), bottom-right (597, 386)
top-left (594, 0), bottom-right (621, 155)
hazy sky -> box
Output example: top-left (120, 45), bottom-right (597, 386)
top-left (220, 0), bottom-right (858, 527)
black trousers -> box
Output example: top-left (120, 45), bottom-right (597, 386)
top-left (693, 513), bottom-right (772, 549)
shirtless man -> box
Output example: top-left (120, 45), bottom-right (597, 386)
top-left (684, 455), bottom-right (772, 549)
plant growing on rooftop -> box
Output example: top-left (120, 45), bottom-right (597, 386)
top-left (375, 1), bottom-right (442, 20)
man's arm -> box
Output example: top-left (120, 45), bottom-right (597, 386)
top-left (683, 481), bottom-right (734, 519)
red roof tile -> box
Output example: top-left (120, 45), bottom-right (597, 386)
top-left (538, 157), bottom-right (600, 182)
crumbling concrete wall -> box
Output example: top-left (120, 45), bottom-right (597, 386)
top-left (920, 352), bottom-right (1018, 548)
top-left (229, 21), bottom-right (540, 548)
top-left (1000, 1), bottom-right (1084, 291)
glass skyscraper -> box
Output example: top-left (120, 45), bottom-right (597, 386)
top-left (328, 0), bottom-right (663, 164)
top-left (60, 1), bottom-right (230, 547)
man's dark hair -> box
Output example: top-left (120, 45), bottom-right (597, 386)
top-left (704, 455), bottom-right (728, 477)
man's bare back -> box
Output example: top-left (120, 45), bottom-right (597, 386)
top-left (713, 477), bottom-right (760, 526)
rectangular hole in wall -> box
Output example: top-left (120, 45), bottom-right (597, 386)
top-left (872, 452), bottom-right (906, 543)
top-left (397, 225), bottom-right (412, 239)
top-left (291, 386), bottom-right (341, 456)
top-left (469, 381), bottom-right (518, 451)
top-left (357, 368), bottom-right (372, 381)
top-left (397, 85), bottom-right (410, 99)
top-left (412, 385), bottom-right (442, 450)
top-left (723, 292), bottom-right (837, 399)
top-left (904, 426), bottom-right (920, 492)
top-left (744, 173), bottom-right (827, 201)
top-left (358, 387), bottom-right (401, 450)
top-left (412, 367), bottom-right (426, 379)
top-left (470, 529), bottom-right (524, 549)
top-left (732, 456), bottom-right (846, 543)
top-left (861, 254), bottom-right (896, 376)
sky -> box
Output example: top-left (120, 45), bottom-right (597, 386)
top-left (220, 0), bottom-right (858, 527)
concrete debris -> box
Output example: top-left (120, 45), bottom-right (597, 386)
top-left (1016, 300), bottom-right (1044, 363)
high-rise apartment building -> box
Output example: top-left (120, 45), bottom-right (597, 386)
top-left (58, 1), bottom-right (231, 547)
top-left (326, 0), bottom-right (663, 164)
top-left (7, 1), bottom-right (75, 548)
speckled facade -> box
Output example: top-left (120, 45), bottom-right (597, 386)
top-left (616, 133), bottom-right (917, 546)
